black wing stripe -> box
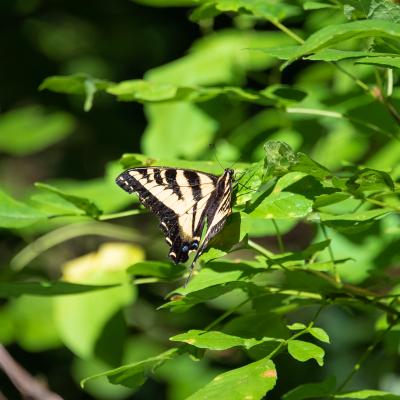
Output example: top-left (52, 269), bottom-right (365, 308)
top-left (153, 168), bottom-right (163, 185)
top-left (184, 170), bottom-right (203, 202)
top-left (165, 169), bottom-right (183, 200)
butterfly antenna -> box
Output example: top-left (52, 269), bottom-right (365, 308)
top-left (209, 143), bottom-right (225, 172)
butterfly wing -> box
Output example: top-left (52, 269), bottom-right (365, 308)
top-left (187, 168), bottom-right (234, 281)
top-left (116, 167), bottom-right (218, 263)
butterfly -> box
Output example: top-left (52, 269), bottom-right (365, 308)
top-left (116, 167), bottom-right (234, 282)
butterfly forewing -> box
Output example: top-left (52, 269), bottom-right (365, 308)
top-left (116, 167), bottom-right (233, 269)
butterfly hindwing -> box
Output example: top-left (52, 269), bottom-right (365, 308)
top-left (116, 167), bottom-right (232, 266)
top-left (189, 169), bottom-right (233, 270)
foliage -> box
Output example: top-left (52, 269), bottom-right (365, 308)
top-left (1, 0), bottom-right (400, 399)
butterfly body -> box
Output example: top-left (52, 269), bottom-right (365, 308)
top-left (116, 167), bottom-right (234, 276)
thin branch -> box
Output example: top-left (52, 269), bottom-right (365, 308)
top-left (269, 19), bottom-right (304, 44)
top-left (0, 345), bottom-right (63, 400)
top-left (270, 19), bottom-right (400, 128)
top-left (335, 320), bottom-right (397, 393)
top-left (247, 239), bottom-right (275, 258)
top-left (272, 219), bottom-right (285, 252)
top-left (321, 224), bottom-right (341, 286)
top-left (98, 209), bottom-right (145, 220)
top-left (10, 222), bottom-right (139, 271)
top-left (204, 298), bottom-right (250, 331)
top-left (387, 68), bottom-right (393, 97)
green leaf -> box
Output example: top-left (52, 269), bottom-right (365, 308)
top-left (141, 30), bottom-right (293, 159)
top-left (303, 1), bottom-right (337, 10)
top-left (40, 74), bottom-right (112, 111)
top-left (309, 327), bottom-right (330, 343)
top-left (0, 281), bottom-right (118, 298)
top-left (54, 243), bottom-right (141, 359)
top-left (161, 281), bottom-right (248, 313)
top-left (35, 182), bottom-right (102, 218)
top-left (335, 390), bottom-right (400, 399)
top-left (128, 261), bottom-right (186, 280)
top-left (0, 106), bottom-right (75, 155)
top-left (133, 0), bottom-right (196, 6)
top-left (345, 168), bottom-right (395, 194)
top-left (0, 296), bottom-right (61, 351)
top-left (314, 192), bottom-right (351, 208)
top-left (186, 358), bottom-right (277, 400)
top-left (0, 190), bottom-right (47, 228)
top-left (287, 323), bottom-right (307, 331)
top-left (175, 261), bottom-right (261, 296)
top-left (249, 192), bottom-right (313, 220)
top-left (170, 329), bottom-right (279, 350)
top-left (306, 49), bottom-right (400, 62)
top-left (142, 103), bottom-right (218, 159)
top-left (192, 0), bottom-right (300, 22)
top-left (258, 45), bottom-right (300, 60)
top-left (263, 141), bottom-right (330, 179)
top-left (356, 55), bottom-right (400, 69)
top-left (287, 339), bottom-right (325, 366)
top-left (81, 348), bottom-right (180, 389)
top-left (259, 84), bottom-right (307, 106)
top-left (283, 376), bottom-right (336, 400)
top-left (339, 0), bottom-right (400, 23)
top-left (108, 80), bottom-right (265, 104)
top-left (317, 208), bottom-right (392, 234)
top-left (285, 20), bottom-right (400, 66)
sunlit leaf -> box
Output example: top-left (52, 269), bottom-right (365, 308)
top-left (287, 339), bottom-right (325, 366)
top-left (128, 261), bottom-right (186, 280)
top-left (0, 190), bottom-right (47, 228)
top-left (170, 329), bottom-right (279, 350)
top-left (248, 192), bottom-right (313, 220)
top-left (186, 358), bottom-right (277, 400)
top-left (335, 390), bottom-right (400, 399)
top-left (81, 348), bottom-right (180, 389)
top-left (194, 0), bottom-right (300, 22)
top-left (40, 74), bottom-right (112, 111)
top-left (35, 182), bottom-right (102, 218)
top-left (285, 20), bottom-right (400, 66)
top-left (309, 327), bottom-right (330, 343)
top-left (54, 243), bottom-right (143, 359)
top-left (306, 49), bottom-right (400, 61)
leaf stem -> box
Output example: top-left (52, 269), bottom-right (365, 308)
top-left (204, 298), bottom-right (250, 331)
top-left (335, 319), bottom-right (397, 393)
top-left (269, 19), bottom-right (304, 44)
top-left (271, 219), bottom-right (285, 252)
top-left (99, 209), bottom-right (145, 220)
top-left (320, 224), bottom-right (341, 286)
top-left (286, 107), bottom-right (400, 140)
top-left (333, 61), bottom-right (371, 93)
top-left (387, 68), bottom-right (393, 97)
top-left (10, 222), bottom-right (139, 270)
top-left (365, 198), bottom-right (400, 212)
top-left (247, 239), bottom-right (275, 258)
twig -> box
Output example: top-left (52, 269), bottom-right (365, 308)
top-left (321, 224), bottom-right (341, 286)
top-left (0, 345), bottom-right (63, 400)
top-left (272, 219), bottom-right (285, 252)
top-left (10, 222), bottom-right (139, 271)
top-left (335, 320), bottom-right (397, 393)
top-left (271, 19), bottom-right (400, 129)
top-left (204, 298), bottom-right (250, 331)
